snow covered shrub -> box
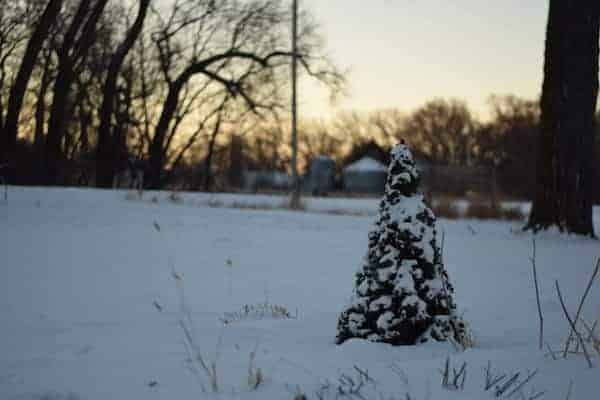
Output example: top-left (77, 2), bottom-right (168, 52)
top-left (336, 144), bottom-right (468, 346)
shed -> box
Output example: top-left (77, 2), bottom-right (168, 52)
top-left (343, 157), bottom-right (388, 194)
top-left (305, 155), bottom-right (336, 195)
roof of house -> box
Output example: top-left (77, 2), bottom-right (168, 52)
top-left (344, 156), bottom-right (387, 173)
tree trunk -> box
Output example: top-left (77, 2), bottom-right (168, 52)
top-left (1, 0), bottom-right (63, 170)
top-left (95, 0), bottom-right (150, 188)
top-left (148, 79), bottom-right (186, 189)
top-left (202, 113), bottom-right (223, 192)
top-left (44, 66), bottom-right (74, 184)
top-left (527, 0), bottom-right (599, 237)
top-left (228, 134), bottom-right (243, 188)
top-left (33, 51), bottom-right (52, 184)
top-left (202, 146), bottom-right (216, 192)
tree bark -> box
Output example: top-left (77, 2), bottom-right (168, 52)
top-left (95, 0), bottom-right (151, 188)
top-left (527, 0), bottom-right (599, 237)
top-left (1, 0), bottom-right (63, 169)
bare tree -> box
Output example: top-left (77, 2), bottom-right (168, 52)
top-left (1, 0), bottom-right (341, 187)
top-left (144, 0), bottom-right (342, 188)
top-left (43, 0), bottom-right (109, 184)
top-left (331, 111), bottom-right (374, 146)
top-left (401, 98), bottom-right (475, 165)
top-left (95, 0), bottom-right (151, 188)
top-left (298, 118), bottom-right (344, 168)
top-left (121, 30), bottom-right (163, 162)
top-left (368, 108), bottom-right (407, 148)
top-left (0, 1), bottom-right (28, 129)
top-left (476, 95), bottom-right (539, 198)
top-left (1, 0), bottom-right (63, 169)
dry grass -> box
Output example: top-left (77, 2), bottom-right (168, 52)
top-left (440, 357), bottom-right (467, 391)
top-left (501, 206), bottom-right (526, 221)
top-left (131, 190), bottom-right (527, 222)
top-left (229, 201), bottom-right (276, 211)
top-left (431, 196), bottom-right (526, 221)
top-left (465, 201), bottom-right (525, 221)
top-left (432, 197), bottom-right (461, 219)
top-left (464, 202), bottom-right (501, 220)
top-left (543, 258), bottom-right (599, 369)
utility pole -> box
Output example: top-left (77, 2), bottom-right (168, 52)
top-left (290, 0), bottom-right (301, 208)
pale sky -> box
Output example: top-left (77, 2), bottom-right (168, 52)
top-left (300, 0), bottom-right (547, 120)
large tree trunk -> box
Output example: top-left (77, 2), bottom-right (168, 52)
top-left (1, 0), bottom-right (63, 172)
top-left (527, 0), bottom-right (599, 237)
top-left (95, 0), bottom-right (150, 188)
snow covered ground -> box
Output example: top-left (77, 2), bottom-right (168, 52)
top-left (1, 186), bottom-right (599, 400)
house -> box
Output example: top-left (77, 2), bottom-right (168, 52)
top-left (341, 140), bottom-right (433, 194)
top-left (343, 156), bottom-right (388, 194)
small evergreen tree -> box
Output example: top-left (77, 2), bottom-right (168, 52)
top-left (336, 144), bottom-right (467, 345)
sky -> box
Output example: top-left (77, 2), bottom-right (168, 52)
top-left (299, 0), bottom-right (547, 120)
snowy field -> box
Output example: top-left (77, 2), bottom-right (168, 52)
top-left (1, 186), bottom-right (599, 400)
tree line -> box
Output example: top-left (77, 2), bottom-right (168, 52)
top-left (0, 0), bottom-right (343, 189)
top-left (217, 96), bottom-right (598, 201)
